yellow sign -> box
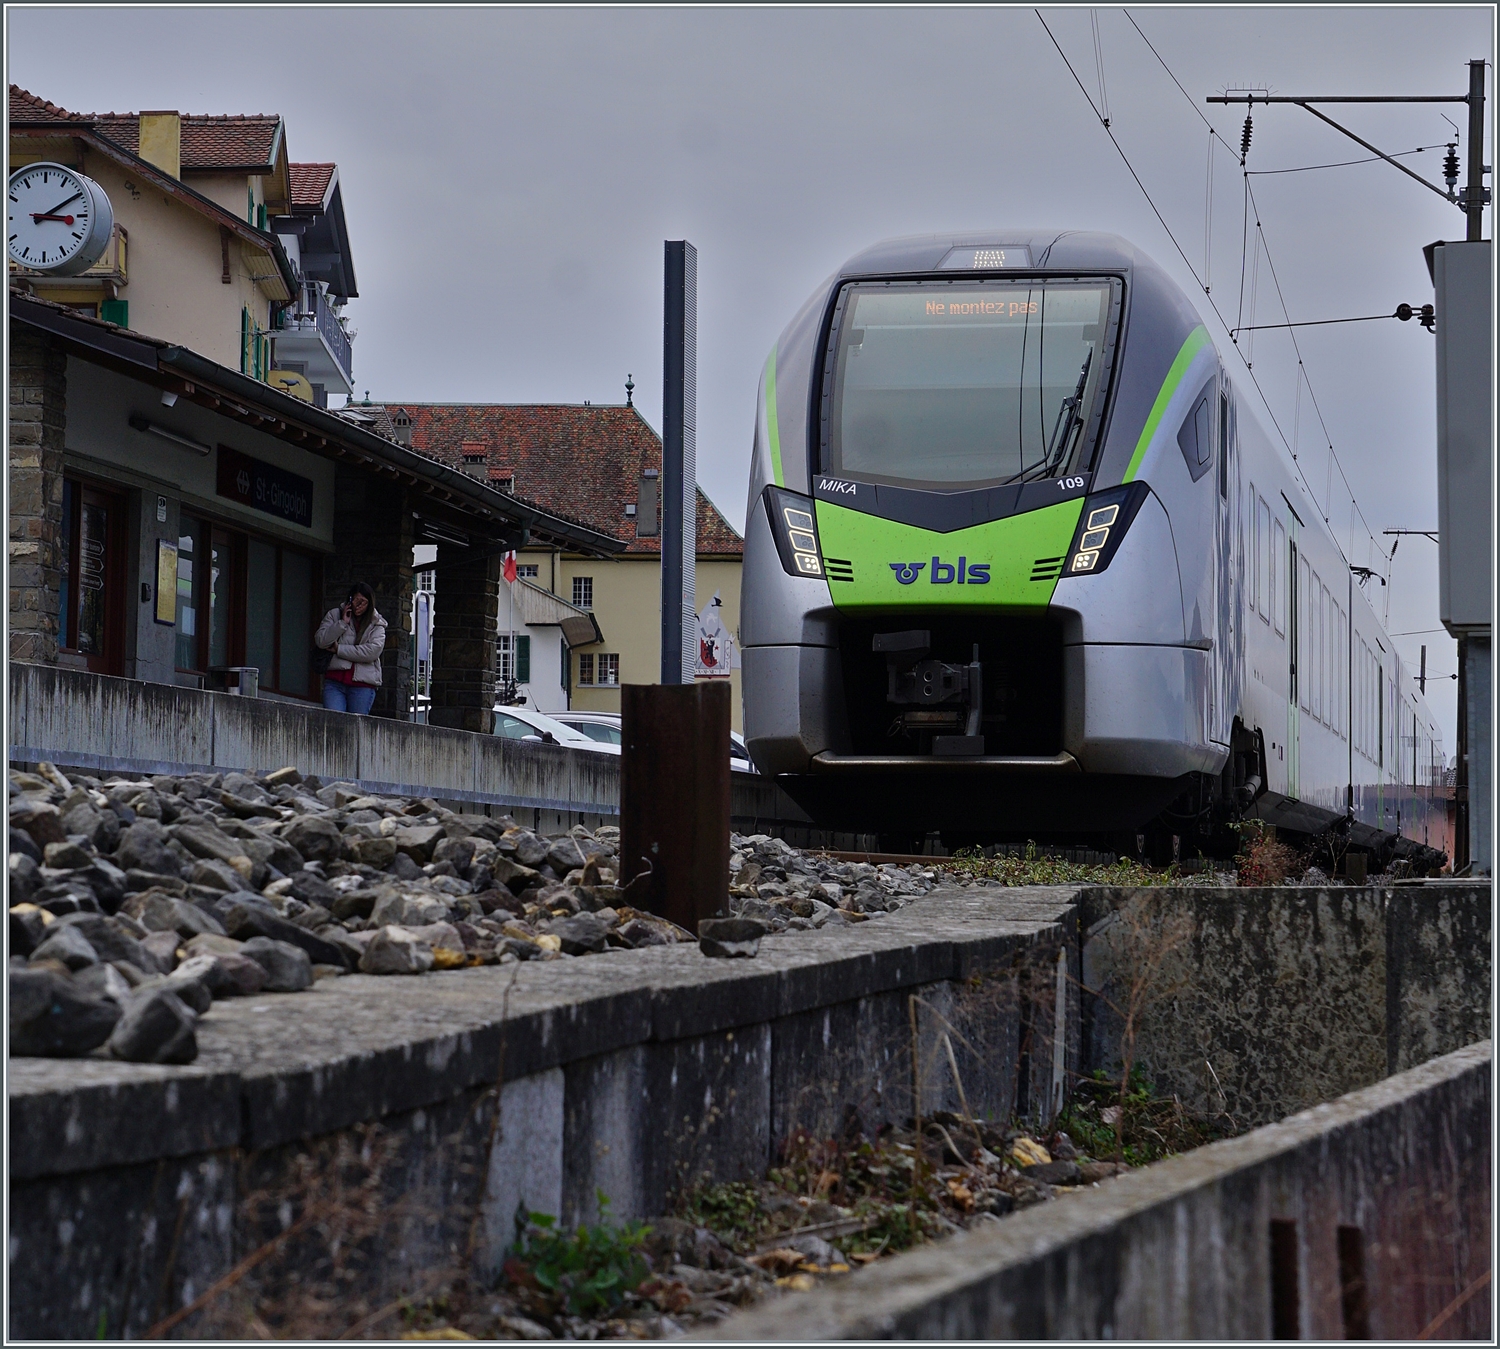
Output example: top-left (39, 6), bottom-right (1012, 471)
top-left (155, 540), bottom-right (178, 625)
top-left (268, 369), bottom-right (314, 402)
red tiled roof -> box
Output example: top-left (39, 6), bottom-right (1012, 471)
top-left (9, 86), bottom-right (77, 122)
top-left (9, 88), bottom-right (280, 169)
top-left (290, 162), bottom-right (335, 209)
top-left (379, 403), bottom-right (743, 557)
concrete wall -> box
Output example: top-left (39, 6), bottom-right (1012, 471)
top-left (1079, 882), bottom-right (1493, 1128)
top-left (708, 1042), bottom-right (1492, 1341)
top-left (7, 887), bottom-right (1079, 1339)
top-left (8, 662), bottom-right (808, 834)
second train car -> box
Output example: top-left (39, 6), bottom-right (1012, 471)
top-left (740, 231), bottom-right (1445, 862)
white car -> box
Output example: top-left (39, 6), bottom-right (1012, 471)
top-left (552, 710), bottom-right (758, 773)
top-left (492, 704), bottom-right (619, 755)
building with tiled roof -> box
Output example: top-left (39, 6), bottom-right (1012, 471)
top-left (378, 400), bottom-right (741, 556)
top-left (8, 87), bottom-right (355, 404)
top-left (377, 398), bottom-right (746, 724)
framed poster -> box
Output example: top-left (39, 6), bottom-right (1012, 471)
top-left (155, 539), bottom-right (178, 625)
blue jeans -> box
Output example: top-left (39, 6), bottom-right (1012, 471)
top-left (323, 680), bottom-right (376, 715)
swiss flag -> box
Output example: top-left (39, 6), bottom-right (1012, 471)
top-left (503, 551), bottom-right (518, 584)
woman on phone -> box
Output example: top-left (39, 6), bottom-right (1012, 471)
top-left (314, 581), bottom-right (387, 714)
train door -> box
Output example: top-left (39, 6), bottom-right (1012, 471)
top-left (1286, 535), bottom-right (1300, 800)
top-left (1210, 385), bottom-right (1238, 747)
top-left (59, 478), bottom-right (127, 676)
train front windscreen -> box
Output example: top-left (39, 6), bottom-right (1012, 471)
top-left (824, 280), bottom-right (1116, 491)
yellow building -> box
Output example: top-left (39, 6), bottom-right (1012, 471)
top-left (9, 87), bottom-right (356, 406)
top-left (380, 398), bottom-right (746, 729)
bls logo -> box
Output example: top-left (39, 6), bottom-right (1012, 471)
top-left (889, 557), bottom-right (990, 586)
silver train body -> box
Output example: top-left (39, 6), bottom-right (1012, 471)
top-left (741, 231), bottom-right (1445, 858)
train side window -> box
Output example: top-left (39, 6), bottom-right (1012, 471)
top-left (1248, 483), bottom-right (1260, 614)
top-left (1177, 387), bottom-right (1214, 482)
top-left (1258, 499), bottom-right (1273, 622)
top-left (1272, 520), bottom-right (1286, 635)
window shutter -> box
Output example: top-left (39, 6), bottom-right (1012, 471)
top-left (517, 636), bottom-right (531, 683)
top-left (100, 299), bottom-right (128, 328)
top-left (241, 308), bottom-right (250, 374)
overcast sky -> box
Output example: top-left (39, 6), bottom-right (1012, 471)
top-left (10, 5), bottom-right (1492, 751)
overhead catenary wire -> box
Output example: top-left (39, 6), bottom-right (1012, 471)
top-left (1091, 9), bottom-right (1112, 126)
top-left (1249, 144), bottom-right (1447, 175)
top-left (1098, 9), bottom-right (1395, 577)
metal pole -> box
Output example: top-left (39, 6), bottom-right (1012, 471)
top-left (1420, 644), bottom-right (1427, 695)
top-left (1466, 60), bottom-right (1486, 242)
top-left (660, 241), bottom-right (697, 685)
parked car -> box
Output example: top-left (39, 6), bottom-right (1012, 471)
top-left (492, 704), bottom-right (619, 756)
top-left (552, 710), bottom-right (758, 773)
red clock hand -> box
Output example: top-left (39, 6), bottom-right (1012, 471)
top-left (31, 213), bottom-right (75, 225)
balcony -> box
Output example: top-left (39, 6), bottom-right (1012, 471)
top-left (9, 223), bottom-right (128, 297)
top-left (272, 282), bottom-right (353, 400)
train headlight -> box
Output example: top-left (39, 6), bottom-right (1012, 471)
top-left (763, 485), bottom-right (826, 579)
top-left (1063, 482), bottom-right (1149, 577)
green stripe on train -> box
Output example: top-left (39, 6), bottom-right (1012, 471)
top-left (763, 345), bottom-right (783, 487)
top-left (1123, 325), bottom-right (1211, 483)
top-left (814, 498), bottom-right (1086, 611)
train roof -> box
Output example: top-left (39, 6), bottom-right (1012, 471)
top-left (836, 230), bottom-right (1158, 279)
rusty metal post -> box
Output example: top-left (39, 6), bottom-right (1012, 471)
top-left (620, 681), bottom-right (729, 931)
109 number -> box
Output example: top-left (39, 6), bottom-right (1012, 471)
top-left (1057, 477), bottom-right (1086, 491)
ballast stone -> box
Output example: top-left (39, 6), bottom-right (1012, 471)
top-left (108, 986), bottom-right (198, 1064)
top-left (698, 917), bottom-right (767, 959)
top-left (239, 937), bottom-right (314, 992)
top-left (359, 925), bottom-right (435, 975)
top-left (9, 967), bottom-right (121, 1056)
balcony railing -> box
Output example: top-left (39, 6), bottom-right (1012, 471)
top-left (279, 283), bottom-right (352, 382)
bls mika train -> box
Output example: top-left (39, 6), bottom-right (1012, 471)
top-left (741, 232), bottom-right (1446, 864)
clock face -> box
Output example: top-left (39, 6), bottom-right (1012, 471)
top-left (8, 163), bottom-right (113, 275)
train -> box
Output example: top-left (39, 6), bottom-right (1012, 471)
top-left (740, 231), bottom-right (1446, 865)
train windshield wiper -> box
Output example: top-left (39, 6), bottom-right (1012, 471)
top-left (1016, 349), bottom-right (1093, 484)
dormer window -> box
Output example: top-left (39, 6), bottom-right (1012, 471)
top-left (393, 410), bottom-right (411, 446)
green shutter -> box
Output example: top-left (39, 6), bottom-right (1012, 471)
top-left (256, 203), bottom-right (267, 231)
top-left (99, 299), bottom-right (127, 328)
top-left (517, 636), bottom-right (530, 683)
top-left (247, 186), bottom-right (254, 222)
top-left (241, 308), bottom-right (250, 373)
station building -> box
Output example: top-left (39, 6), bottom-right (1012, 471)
top-left (8, 88), bottom-right (621, 731)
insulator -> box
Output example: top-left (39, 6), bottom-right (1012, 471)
top-left (1443, 143), bottom-right (1460, 192)
top-left (1239, 114), bottom-right (1253, 166)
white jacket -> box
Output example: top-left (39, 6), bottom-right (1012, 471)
top-left (315, 606), bottom-right (388, 687)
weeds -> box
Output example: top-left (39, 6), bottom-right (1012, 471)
top-left (675, 1181), bottom-right (764, 1250)
top-left (942, 842), bottom-right (1179, 888)
top-left (1232, 820), bottom-right (1305, 887)
top-left (503, 1193), bottom-right (652, 1318)
top-left (1058, 1068), bottom-right (1230, 1166)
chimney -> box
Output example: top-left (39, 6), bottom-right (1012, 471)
top-left (460, 442), bottom-right (489, 480)
top-left (138, 111), bottom-right (181, 179)
top-left (636, 468), bottom-right (660, 537)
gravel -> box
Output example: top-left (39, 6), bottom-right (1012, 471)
top-left (6, 761), bottom-right (995, 1064)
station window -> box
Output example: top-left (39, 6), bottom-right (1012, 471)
top-left (517, 564), bottom-right (539, 579)
top-left (175, 513), bottom-right (321, 698)
top-left (577, 652), bottom-right (594, 685)
top-left (572, 576), bottom-right (593, 610)
top-left (597, 653), bottom-right (620, 686)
